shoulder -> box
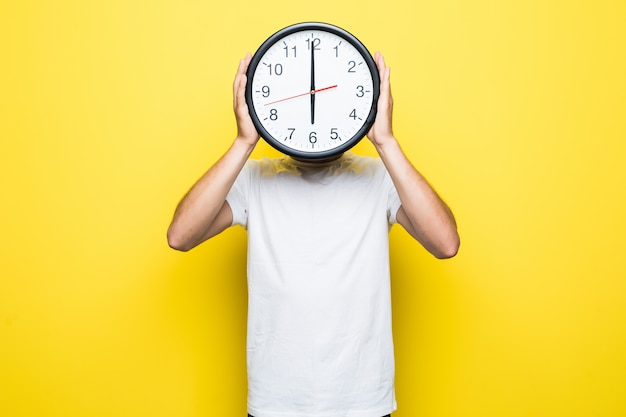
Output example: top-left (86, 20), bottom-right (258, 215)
top-left (244, 157), bottom-right (288, 172)
top-left (340, 153), bottom-right (387, 177)
top-left (242, 157), bottom-right (301, 181)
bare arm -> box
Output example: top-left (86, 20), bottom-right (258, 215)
top-left (368, 53), bottom-right (460, 259)
top-left (167, 54), bottom-right (260, 251)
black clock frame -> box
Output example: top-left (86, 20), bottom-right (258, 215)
top-left (245, 22), bottom-right (380, 160)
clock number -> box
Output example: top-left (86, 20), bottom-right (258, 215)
top-left (266, 63), bottom-right (283, 76)
top-left (269, 109), bottom-right (278, 121)
top-left (306, 37), bottom-right (321, 51)
top-left (356, 85), bottom-right (365, 97)
top-left (261, 85), bottom-right (270, 98)
top-left (349, 109), bottom-right (358, 120)
top-left (287, 128), bottom-right (295, 140)
top-left (330, 128), bottom-right (340, 140)
top-left (283, 45), bottom-right (296, 58)
top-left (333, 41), bottom-right (342, 57)
top-left (309, 131), bottom-right (317, 144)
top-left (347, 60), bottom-right (356, 73)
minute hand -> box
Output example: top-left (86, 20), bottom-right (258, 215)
top-left (310, 42), bottom-right (315, 124)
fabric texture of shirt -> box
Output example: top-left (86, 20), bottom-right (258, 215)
top-left (226, 152), bottom-right (402, 417)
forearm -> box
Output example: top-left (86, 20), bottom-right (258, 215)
top-left (375, 136), bottom-right (459, 258)
top-left (167, 137), bottom-right (255, 251)
top-left (365, 52), bottom-right (458, 257)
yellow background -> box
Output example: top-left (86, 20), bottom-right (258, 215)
top-left (1, 0), bottom-right (625, 416)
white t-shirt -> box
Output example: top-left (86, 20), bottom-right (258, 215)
top-left (226, 152), bottom-right (402, 417)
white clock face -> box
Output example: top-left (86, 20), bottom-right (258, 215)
top-left (246, 23), bottom-right (379, 159)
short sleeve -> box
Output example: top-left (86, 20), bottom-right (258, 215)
top-left (225, 161), bottom-right (255, 228)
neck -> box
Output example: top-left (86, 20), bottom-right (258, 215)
top-left (292, 153), bottom-right (344, 164)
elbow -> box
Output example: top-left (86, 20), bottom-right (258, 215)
top-left (167, 227), bottom-right (193, 252)
top-left (433, 234), bottom-right (460, 259)
top-left (168, 241), bottom-right (191, 252)
top-left (167, 236), bottom-right (190, 252)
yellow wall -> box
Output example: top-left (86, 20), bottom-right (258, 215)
top-left (1, 1), bottom-right (625, 416)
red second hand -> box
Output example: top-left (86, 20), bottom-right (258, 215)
top-left (264, 85), bottom-right (338, 106)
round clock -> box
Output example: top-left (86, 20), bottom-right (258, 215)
top-left (245, 22), bottom-right (380, 160)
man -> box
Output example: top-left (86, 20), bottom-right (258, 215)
top-left (167, 51), bottom-right (459, 417)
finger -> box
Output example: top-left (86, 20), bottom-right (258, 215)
top-left (234, 53), bottom-right (252, 90)
top-left (233, 55), bottom-right (252, 107)
top-left (375, 57), bottom-right (389, 96)
top-left (239, 53), bottom-right (252, 74)
top-left (380, 67), bottom-right (391, 93)
top-left (237, 74), bottom-right (246, 102)
top-left (374, 53), bottom-right (391, 95)
top-left (374, 52), bottom-right (385, 76)
top-left (233, 61), bottom-right (243, 100)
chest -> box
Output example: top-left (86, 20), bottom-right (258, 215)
top-left (246, 171), bottom-right (390, 261)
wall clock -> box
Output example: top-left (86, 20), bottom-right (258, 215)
top-left (245, 22), bottom-right (379, 160)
